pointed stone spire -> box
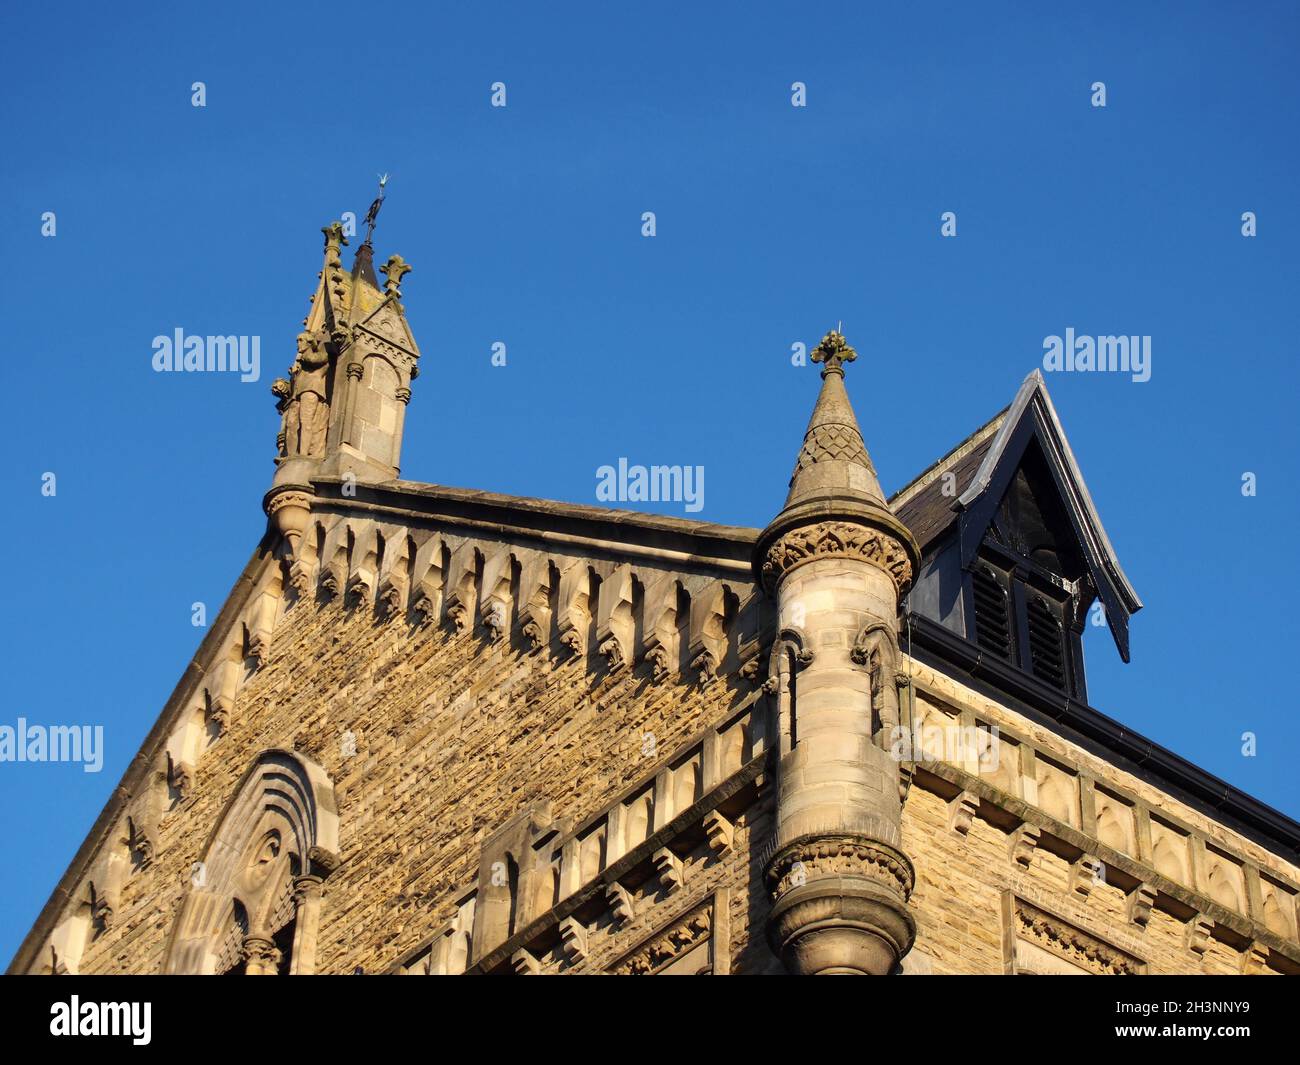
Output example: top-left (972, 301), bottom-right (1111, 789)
top-left (784, 330), bottom-right (887, 511)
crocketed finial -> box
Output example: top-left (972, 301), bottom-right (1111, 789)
top-left (811, 330), bottom-right (857, 376)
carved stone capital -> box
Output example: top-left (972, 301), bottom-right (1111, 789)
top-left (241, 935), bottom-right (281, 974)
top-left (760, 520), bottom-right (913, 596)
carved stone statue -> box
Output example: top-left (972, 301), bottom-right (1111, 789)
top-left (274, 331), bottom-right (331, 460)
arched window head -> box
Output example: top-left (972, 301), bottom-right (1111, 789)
top-left (165, 750), bottom-right (339, 974)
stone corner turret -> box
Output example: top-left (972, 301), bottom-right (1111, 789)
top-left (754, 328), bottom-right (920, 975)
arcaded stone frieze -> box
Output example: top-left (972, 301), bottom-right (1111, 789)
top-left (760, 520), bottom-right (913, 595)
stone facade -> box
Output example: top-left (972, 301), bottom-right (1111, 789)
top-left (11, 226), bottom-right (1299, 977)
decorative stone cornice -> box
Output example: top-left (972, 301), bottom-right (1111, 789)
top-left (760, 519), bottom-right (913, 595)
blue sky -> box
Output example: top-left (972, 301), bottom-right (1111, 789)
top-left (2, 1), bottom-right (1297, 964)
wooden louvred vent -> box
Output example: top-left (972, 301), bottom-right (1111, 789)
top-left (1027, 595), bottom-right (1067, 690)
top-left (971, 566), bottom-right (1012, 659)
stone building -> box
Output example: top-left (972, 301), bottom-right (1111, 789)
top-left (12, 224), bottom-right (1299, 976)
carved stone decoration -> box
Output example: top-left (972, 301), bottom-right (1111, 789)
top-left (766, 835), bottom-right (914, 905)
top-left (318, 567), bottom-right (339, 600)
top-left (90, 892), bottom-right (113, 935)
top-left (598, 635), bottom-right (625, 672)
top-left (246, 632), bottom-right (270, 669)
top-left (610, 900), bottom-right (713, 975)
top-left (606, 883), bottom-right (634, 927)
top-left (653, 848), bottom-right (684, 895)
top-left (411, 588), bottom-right (438, 627)
top-left (345, 571), bottom-right (371, 608)
top-left (703, 811), bottom-right (734, 858)
top-left (447, 599), bottom-right (470, 634)
top-left (481, 600), bottom-right (507, 643)
top-left (288, 558), bottom-right (313, 599)
top-left (510, 948), bottom-right (540, 975)
top-left (275, 330), bottom-right (332, 461)
top-left (1240, 944), bottom-right (1271, 975)
top-left (760, 520), bottom-right (913, 596)
top-left (521, 618), bottom-right (546, 652)
top-left (1009, 824), bottom-right (1041, 869)
top-left (265, 488), bottom-right (314, 551)
top-left (947, 791), bottom-right (979, 836)
top-left (169, 757), bottom-right (194, 803)
top-left (558, 917), bottom-right (588, 964)
top-left (377, 580), bottom-right (403, 620)
top-left (380, 254), bottom-right (412, 299)
top-left (130, 825), bottom-right (156, 870)
top-left (690, 649), bottom-right (718, 687)
top-left (558, 622), bottom-right (585, 658)
top-left (1012, 898), bottom-right (1143, 975)
top-left (1127, 882), bottom-right (1157, 927)
top-left (645, 644), bottom-right (671, 682)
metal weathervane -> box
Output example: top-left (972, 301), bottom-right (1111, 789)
top-left (362, 173), bottom-right (389, 247)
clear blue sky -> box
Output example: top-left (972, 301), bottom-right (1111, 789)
top-left (3, 1), bottom-right (1297, 964)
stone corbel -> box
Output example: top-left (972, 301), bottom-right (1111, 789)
top-left (688, 581), bottom-right (730, 687)
top-left (205, 655), bottom-right (242, 735)
top-left (555, 561), bottom-right (591, 658)
top-left (287, 521), bottom-right (321, 599)
top-left (596, 563), bottom-right (635, 672)
top-left (704, 811), bottom-right (734, 858)
top-left (167, 753), bottom-right (194, 804)
top-left (1185, 913), bottom-right (1214, 955)
top-left (1071, 854), bottom-right (1104, 898)
top-left (1240, 944), bottom-right (1271, 975)
top-left (374, 527), bottom-right (410, 620)
top-left (947, 790), bottom-right (979, 836)
top-left (478, 547), bottom-right (514, 644)
top-left (653, 847), bottom-right (684, 895)
top-left (516, 552), bottom-right (553, 653)
top-left (409, 535), bottom-right (446, 626)
top-left (640, 574), bottom-right (682, 682)
top-left (443, 541), bottom-right (479, 635)
top-left (606, 883), bottom-right (634, 926)
top-left (1126, 882), bottom-right (1157, 927)
top-left (558, 917), bottom-right (588, 964)
top-left (345, 522), bottom-right (379, 608)
top-left (317, 522), bottom-right (349, 600)
top-left (511, 948), bottom-right (540, 975)
top-left (1009, 823), bottom-right (1040, 869)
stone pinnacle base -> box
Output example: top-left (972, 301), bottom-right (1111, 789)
top-left (765, 835), bottom-right (916, 975)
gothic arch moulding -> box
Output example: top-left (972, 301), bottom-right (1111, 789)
top-left (164, 749), bottom-right (340, 975)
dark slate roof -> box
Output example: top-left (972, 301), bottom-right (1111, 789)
top-left (889, 410), bottom-right (1006, 551)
